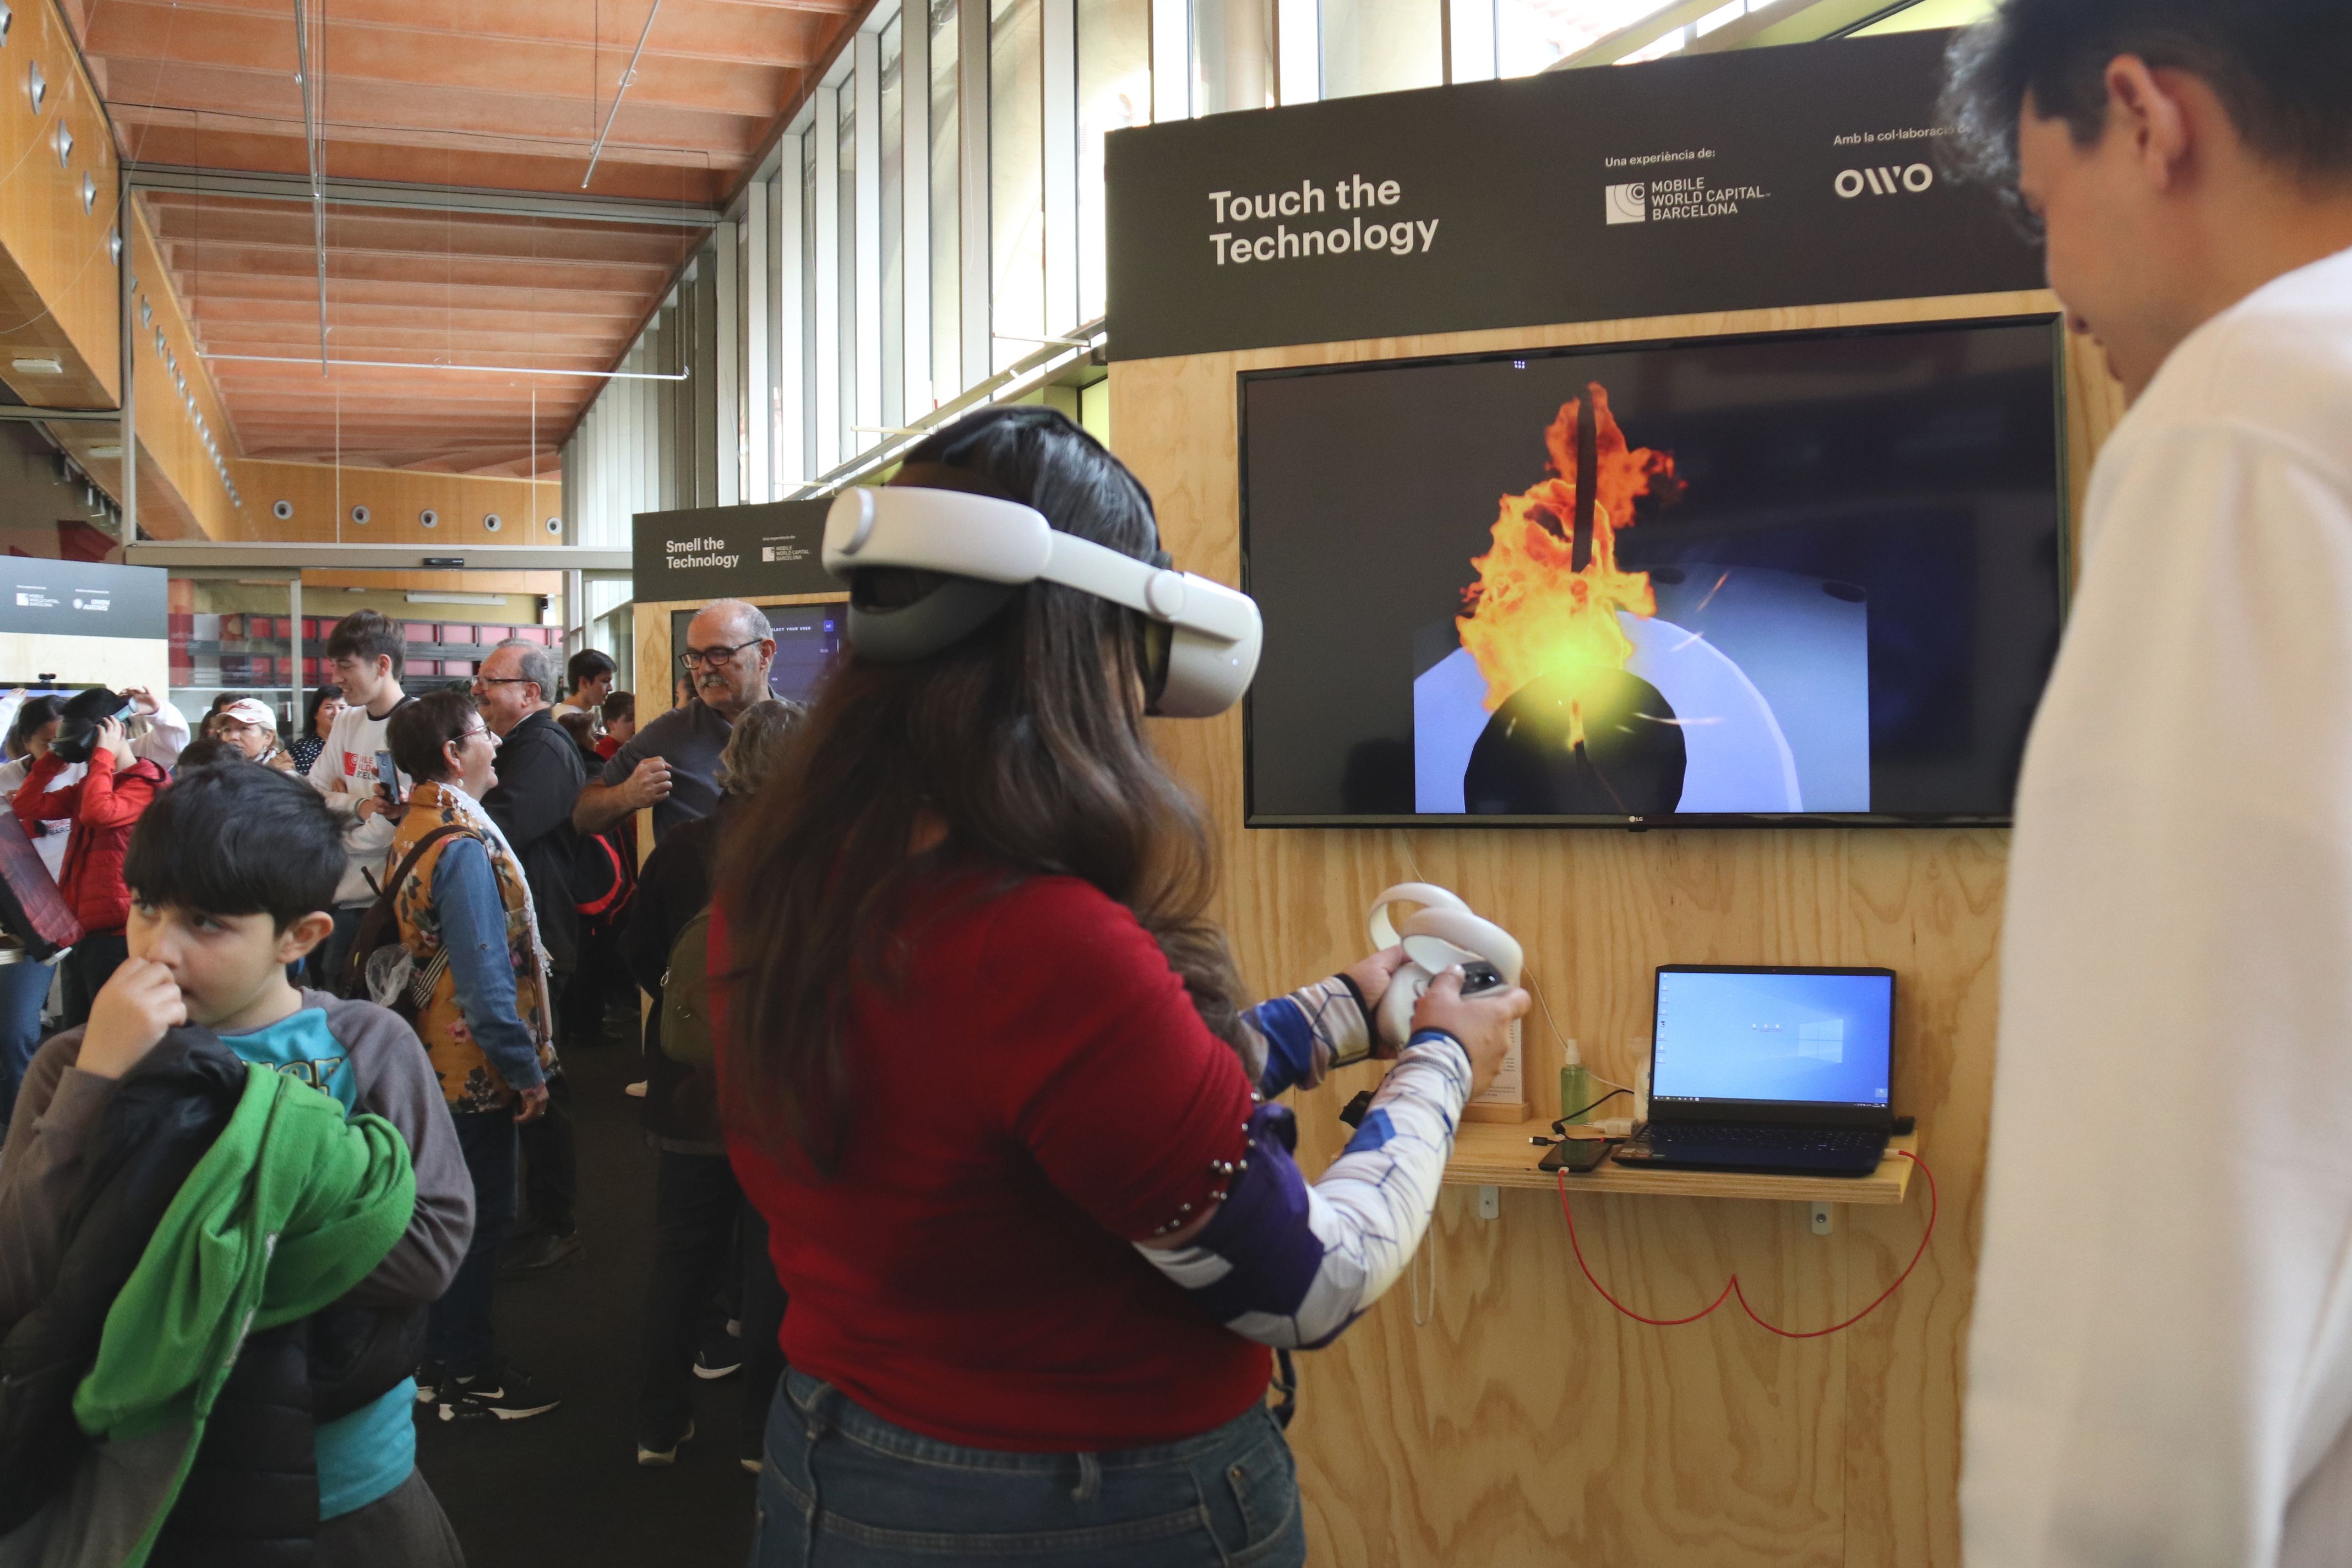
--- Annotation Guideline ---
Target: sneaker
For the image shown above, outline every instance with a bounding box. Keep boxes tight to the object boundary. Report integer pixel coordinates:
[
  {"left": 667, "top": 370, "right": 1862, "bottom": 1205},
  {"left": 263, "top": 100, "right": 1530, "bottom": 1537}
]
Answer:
[
  {"left": 413, "top": 1358, "right": 450, "bottom": 1405},
  {"left": 500, "top": 1229, "right": 584, "bottom": 1275},
  {"left": 637, "top": 1419, "right": 695, "bottom": 1466},
  {"left": 624, "top": 1080, "right": 649, "bottom": 1098},
  {"left": 694, "top": 1321, "right": 743, "bottom": 1381},
  {"left": 438, "top": 1360, "right": 562, "bottom": 1422}
]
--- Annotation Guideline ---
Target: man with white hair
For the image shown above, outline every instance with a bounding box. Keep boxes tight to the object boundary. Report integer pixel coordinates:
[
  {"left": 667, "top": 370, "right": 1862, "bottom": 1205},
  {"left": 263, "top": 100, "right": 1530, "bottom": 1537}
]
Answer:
[
  {"left": 475, "top": 636, "right": 588, "bottom": 1271},
  {"left": 572, "top": 598, "right": 775, "bottom": 845}
]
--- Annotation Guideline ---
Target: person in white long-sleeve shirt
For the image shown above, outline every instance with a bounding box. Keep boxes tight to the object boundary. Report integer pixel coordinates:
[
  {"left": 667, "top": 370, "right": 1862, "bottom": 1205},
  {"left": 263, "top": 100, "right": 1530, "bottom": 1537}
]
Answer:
[
  {"left": 1942, "top": 5, "right": 2352, "bottom": 1565},
  {"left": 307, "top": 611, "right": 414, "bottom": 987}
]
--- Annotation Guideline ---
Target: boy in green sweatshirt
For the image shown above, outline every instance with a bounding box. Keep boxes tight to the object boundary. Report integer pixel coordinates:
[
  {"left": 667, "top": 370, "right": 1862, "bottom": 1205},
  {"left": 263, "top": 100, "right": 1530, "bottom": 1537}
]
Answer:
[{"left": 0, "top": 762, "right": 476, "bottom": 1564}]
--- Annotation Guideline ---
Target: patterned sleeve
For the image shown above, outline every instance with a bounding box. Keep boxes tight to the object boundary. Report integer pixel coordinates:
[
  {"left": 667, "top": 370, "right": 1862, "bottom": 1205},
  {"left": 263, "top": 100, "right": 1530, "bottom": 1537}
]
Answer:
[
  {"left": 1137, "top": 1028, "right": 1473, "bottom": 1348},
  {"left": 1236, "top": 975, "right": 1374, "bottom": 1099}
]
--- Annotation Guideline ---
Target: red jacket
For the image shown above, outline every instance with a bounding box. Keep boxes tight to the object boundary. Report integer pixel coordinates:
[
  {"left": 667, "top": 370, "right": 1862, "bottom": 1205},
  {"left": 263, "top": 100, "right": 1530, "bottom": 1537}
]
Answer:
[{"left": 12, "top": 750, "right": 169, "bottom": 935}]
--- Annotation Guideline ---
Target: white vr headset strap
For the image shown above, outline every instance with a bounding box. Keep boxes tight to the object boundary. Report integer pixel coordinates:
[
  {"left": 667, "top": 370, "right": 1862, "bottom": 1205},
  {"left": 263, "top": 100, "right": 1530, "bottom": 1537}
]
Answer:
[{"left": 825, "top": 485, "right": 1257, "bottom": 649}]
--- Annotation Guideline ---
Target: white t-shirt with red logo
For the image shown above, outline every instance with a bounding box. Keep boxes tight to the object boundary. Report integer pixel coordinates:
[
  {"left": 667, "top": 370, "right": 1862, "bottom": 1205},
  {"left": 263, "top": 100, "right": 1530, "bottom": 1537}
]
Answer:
[{"left": 307, "top": 700, "right": 410, "bottom": 908}]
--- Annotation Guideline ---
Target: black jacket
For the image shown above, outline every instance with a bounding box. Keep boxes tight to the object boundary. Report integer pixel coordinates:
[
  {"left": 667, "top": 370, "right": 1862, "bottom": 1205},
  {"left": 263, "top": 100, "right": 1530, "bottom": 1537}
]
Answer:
[
  {"left": 0, "top": 1030, "right": 424, "bottom": 1556},
  {"left": 0, "top": 1031, "right": 248, "bottom": 1535},
  {"left": 483, "top": 706, "right": 586, "bottom": 970},
  {"left": 621, "top": 804, "right": 723, "bottom": 1150}
]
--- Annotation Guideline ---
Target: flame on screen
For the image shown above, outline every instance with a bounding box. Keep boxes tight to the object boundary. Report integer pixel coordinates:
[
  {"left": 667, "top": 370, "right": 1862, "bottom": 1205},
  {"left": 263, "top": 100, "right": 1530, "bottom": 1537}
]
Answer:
[{"left": 1455, "top": 383, "right": 1680, "bottom": 744}]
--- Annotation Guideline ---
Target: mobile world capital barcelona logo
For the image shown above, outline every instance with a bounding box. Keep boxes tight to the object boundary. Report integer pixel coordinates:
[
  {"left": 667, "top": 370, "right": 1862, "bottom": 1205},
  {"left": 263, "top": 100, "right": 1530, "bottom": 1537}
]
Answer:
[{"left": 1604, "top": 182, "right": 1647, "bottom": 224}]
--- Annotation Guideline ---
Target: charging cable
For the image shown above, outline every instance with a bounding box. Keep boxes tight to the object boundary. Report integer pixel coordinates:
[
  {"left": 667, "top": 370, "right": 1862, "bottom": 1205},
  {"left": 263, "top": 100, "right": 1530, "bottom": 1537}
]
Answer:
[{"left": 1556, "top": 1151, "right": 1936, "bottom": 1339}]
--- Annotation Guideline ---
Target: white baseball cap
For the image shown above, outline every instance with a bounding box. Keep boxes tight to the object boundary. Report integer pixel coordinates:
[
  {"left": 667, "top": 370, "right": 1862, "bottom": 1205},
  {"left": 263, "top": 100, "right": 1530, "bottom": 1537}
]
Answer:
[{"left": 220, "top": 698, "right": 277, "bottom": 731}]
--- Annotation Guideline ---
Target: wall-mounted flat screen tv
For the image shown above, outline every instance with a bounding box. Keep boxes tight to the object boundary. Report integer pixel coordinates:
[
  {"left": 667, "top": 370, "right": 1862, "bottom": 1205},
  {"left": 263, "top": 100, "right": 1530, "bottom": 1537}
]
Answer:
[{"left": 1238, "top": 317, "right": 2068, "bottom": 827}]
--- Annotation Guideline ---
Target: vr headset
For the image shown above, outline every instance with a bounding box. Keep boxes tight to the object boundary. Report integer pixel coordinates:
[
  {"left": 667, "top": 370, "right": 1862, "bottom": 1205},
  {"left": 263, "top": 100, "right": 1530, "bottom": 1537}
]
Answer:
[{"left": 823, "top": 476, "right": 1262, "bottom": 718}]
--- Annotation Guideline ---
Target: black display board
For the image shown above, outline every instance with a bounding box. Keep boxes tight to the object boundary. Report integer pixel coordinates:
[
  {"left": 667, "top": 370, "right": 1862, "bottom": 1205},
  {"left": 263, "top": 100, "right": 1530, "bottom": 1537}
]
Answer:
[
  {"left": 0, "top": 558, "right": 167, "bottom": 640},
  {"left": 633, "top": 499, "right": 836, "bottom": 604},
  {"left": 1105, "top": 29, "right": 2041, "bottom": 361}
]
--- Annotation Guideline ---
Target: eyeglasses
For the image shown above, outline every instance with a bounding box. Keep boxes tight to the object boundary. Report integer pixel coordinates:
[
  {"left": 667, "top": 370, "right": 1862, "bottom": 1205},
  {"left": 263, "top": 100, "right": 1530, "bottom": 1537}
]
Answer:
[
  {"left": 472, "top": 674, "right": 538, "bottom": 689},
  {"left": 679, "top": 638, "right": 761, "bottom": 672}
]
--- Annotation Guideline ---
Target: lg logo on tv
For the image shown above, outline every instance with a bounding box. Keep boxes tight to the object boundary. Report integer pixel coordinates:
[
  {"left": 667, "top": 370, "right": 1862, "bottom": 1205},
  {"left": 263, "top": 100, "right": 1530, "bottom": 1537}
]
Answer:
[{"left": 1836, "top": 164, "right": 1935, "bottom": 198}]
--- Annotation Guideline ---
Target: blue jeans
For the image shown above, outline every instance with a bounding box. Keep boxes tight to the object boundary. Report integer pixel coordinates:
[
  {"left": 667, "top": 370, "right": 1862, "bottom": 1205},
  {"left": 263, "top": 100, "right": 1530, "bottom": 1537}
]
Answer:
[
  {"left": 427, "top": 1109, "right": 517, "bottom": 1374},
  {"left": 0, "top": 956, "right": 53, "bottom": 1132},
  {"left": 750, "top": 1370, "right": 1304, "bottom": 1567}
]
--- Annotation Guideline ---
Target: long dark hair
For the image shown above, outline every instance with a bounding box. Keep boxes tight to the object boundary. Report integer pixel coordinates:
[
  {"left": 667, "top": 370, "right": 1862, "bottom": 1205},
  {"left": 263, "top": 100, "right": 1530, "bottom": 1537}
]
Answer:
[{"left": 718, "top": 405, "right": 1243, "bottom": 1172}]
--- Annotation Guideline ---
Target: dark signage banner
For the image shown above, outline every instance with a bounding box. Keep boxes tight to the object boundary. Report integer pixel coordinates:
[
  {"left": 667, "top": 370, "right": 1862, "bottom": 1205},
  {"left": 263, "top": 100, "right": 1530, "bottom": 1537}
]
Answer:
[
  {"left": 633, "top": 499, "right": 839, "bottom": 606},
  {"left": 1104, "top": 29, "right": 2042, "bottom": 362},
  {"left": 0, "top": 558, "right": 167, "bottom": 641}
]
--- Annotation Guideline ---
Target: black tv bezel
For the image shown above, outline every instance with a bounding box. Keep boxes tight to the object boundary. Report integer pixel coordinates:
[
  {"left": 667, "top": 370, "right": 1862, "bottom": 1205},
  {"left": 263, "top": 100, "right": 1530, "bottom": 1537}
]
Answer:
[
  {"left": 1645, "top": 963, "right": 1898, "bottom": 1131},
  {"left": 1234, "top": 312, "right": 2074, "bottom": 831}
]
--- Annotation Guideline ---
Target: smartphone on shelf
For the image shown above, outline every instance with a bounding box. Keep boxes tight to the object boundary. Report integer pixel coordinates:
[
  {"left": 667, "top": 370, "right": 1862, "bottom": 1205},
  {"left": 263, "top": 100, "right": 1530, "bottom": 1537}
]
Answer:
[{"left": 1539, "top": 1133, "right": 1613, "bottom": 1174}]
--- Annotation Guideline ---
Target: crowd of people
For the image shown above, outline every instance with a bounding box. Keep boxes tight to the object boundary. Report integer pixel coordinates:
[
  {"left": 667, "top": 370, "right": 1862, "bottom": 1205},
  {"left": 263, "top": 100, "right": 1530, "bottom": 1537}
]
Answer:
[{"left": 0, "top": 606, "right": 811, "bottom": 1558}]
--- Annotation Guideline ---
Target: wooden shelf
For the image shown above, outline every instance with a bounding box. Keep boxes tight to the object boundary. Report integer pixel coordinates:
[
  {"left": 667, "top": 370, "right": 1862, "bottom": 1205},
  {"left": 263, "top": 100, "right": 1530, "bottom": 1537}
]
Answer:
[{"left": 1444, "top": 1121, "right": 1918, "bottom": 1206}]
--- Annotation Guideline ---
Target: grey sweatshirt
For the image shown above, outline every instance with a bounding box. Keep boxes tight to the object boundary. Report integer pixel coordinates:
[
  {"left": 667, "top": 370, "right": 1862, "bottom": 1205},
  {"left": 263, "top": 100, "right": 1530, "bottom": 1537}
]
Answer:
[{"left": 0, "top": 989, "right": 475, "bottom": 1332}]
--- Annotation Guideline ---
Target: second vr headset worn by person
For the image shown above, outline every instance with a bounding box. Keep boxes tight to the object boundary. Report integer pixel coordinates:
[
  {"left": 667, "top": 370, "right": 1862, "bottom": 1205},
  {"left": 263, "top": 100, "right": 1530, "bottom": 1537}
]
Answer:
[{"left": 822, "top": 465, "right": 1263, "bottom": 718}]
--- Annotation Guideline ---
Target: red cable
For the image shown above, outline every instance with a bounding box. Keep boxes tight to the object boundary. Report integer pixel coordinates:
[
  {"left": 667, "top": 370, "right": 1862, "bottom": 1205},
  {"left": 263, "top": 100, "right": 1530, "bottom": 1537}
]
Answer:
[{"left": 1556, "top": 1150, "right": 1936, "bottom": 1338}]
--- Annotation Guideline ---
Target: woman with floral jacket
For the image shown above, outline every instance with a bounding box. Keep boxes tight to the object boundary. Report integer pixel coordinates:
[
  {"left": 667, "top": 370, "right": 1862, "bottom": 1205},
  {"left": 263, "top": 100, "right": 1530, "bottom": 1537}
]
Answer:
[{"left": 382, "top": 689, "right": 561, "bottom": 1425}]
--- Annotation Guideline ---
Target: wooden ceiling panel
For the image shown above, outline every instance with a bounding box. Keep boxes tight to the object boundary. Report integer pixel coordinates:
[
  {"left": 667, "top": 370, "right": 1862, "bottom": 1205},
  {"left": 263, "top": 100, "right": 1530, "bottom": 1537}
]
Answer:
[
  {"left": 80, "top": 0, "right": 872, "bottom": 476},
  {"left": 100, "top": 60, "right": 774, "bottom": 162},
  {"left": 88, "top": 2, "right": 806, "bottom": 116}
]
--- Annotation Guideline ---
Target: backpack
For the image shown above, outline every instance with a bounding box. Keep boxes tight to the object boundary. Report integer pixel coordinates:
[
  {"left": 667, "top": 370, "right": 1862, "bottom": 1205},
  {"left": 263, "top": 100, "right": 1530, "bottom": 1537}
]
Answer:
[
  {"left": 336, "top": 824, "right": 470, "bottom": 1020},
  {"left": 657, "top": 906, "right": 717, "bottom": 1066},
  {"left": 573, "top": 826, "right": 635, "bottom": 927}
]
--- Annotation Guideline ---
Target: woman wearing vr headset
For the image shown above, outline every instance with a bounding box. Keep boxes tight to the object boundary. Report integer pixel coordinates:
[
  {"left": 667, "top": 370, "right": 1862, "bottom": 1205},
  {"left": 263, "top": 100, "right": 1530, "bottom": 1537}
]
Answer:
[
  {"left": 717, "top": 405, "right": 1527, "bottom": 1566},
  {"left": 12, "top": 688, "right": 172, "bottom": 1027}
]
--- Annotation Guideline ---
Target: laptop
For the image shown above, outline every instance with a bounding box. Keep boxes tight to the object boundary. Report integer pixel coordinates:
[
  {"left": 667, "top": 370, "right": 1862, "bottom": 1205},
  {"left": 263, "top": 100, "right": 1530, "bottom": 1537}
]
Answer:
[{"left": 1612, "top": 965, "right": 1896, "bottom": 1178}]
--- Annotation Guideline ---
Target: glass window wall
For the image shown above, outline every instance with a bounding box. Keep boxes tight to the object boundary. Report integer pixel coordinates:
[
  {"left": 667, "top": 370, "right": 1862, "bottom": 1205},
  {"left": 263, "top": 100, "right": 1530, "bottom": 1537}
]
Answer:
[
  {"left": 1077, "top": 0, "right": 1149, "bottom": 323},
  {"left": 563, "top": 0, "right": 1708, "bottom": 529}
]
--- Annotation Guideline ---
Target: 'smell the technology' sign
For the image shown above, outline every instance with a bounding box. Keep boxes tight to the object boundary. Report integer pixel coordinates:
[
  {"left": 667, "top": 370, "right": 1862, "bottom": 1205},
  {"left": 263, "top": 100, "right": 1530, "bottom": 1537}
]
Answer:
[
  {"left": 1104, "top": 29, "right": 2043, "bottom": 361},
  {"left": 633, "top": 500, "right": 837, "bottom": 605}
]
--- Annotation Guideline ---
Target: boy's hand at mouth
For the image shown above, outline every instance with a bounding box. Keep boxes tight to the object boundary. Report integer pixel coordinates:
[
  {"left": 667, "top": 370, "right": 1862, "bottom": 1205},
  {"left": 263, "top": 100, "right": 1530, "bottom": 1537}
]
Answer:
[{"left": 80, "top": 957, "right": 189, "bottom": 1079}]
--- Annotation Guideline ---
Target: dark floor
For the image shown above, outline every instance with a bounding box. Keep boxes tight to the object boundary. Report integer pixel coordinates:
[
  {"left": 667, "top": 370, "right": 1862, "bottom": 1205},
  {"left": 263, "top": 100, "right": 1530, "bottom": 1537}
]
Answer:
[{"left": 416, "top": 1012, "right": 760, "bottom": 1568}]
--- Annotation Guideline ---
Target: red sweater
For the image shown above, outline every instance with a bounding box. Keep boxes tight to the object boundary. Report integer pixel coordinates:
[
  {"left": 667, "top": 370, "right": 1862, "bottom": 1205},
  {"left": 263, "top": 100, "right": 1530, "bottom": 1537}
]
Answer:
[
  {"left": 12, "top": 750, "right": 168, "bottom": 935},
  {"left": 722, "top": 873, "right": 1267, "bottom": 1451}
]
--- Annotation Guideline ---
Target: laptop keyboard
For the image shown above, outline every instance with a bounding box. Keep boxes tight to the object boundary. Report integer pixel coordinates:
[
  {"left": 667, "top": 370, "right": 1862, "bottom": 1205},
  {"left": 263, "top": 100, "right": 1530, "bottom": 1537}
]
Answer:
[{"left": 1645, "top": 1124, "right": 1885, "bottom": 1154}]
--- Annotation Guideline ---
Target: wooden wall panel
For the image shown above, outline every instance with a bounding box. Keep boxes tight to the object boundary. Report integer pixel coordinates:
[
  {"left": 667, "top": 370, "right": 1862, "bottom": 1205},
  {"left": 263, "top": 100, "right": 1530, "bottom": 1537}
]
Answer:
[
  {"left": 0, "top": 632, "right": 167, "bottom": 692},
  {"left": 1111, "top": 290, "right": 2121, "bottom": 1568},
  {"left": 228, "top": 459, "right": 562, "bottom": 546},
  {"left": 0, "top": 0, "right": 121, "bottom": 410}
]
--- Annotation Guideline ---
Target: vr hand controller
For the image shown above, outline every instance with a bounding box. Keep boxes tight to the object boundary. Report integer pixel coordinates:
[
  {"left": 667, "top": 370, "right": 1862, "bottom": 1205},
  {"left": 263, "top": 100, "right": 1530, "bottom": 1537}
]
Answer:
[{"left": 1366, "top": 883, "right": 1523, "bottom": 1053}]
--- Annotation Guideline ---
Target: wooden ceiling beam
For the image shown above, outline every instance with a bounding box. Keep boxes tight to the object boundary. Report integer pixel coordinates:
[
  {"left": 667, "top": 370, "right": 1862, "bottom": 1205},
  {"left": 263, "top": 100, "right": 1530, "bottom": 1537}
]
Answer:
[
  {"left": 141, "top": 198, "right": 705, "bottom": 264},
  {"left": 160, "top": 243, "right": 676, "bottom": 293},
  {"left": 113, "top": 118, "right": 735, "bottom": 201},
  {"left": 172, "top": 286, "right": 650, "bottom": 322},
  {"left": 188, "top": 318, "right": 629, "bottom": 350}
]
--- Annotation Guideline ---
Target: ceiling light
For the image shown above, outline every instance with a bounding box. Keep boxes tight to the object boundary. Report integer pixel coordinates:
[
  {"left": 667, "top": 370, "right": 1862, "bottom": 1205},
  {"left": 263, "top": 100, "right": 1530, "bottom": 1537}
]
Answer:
[
  {"left": 26, "top": 62, "right": 40, "bottom": 113},
  {"left": 81, "top": 173, "right": 95, "bottom": 213},
  {"left": 404, "top": 592, "right": 504, "bottom": 607},
  {"left": 1, "top": 3, "right": 14, "bottom": 44},
  {"left": 88, "top": 442, "right": 121, "bottom": 458},
  {"left": 139, "top": 298, "right": 151, "bottom": 329},
  {"left": 10, "top": 356, "right": 61, "bottom": 374},
  {"left": 107, "top": 227, "right": 119, "bottom": 265},
  {"left": 53, "top": 123, "right": 69, "bottom": 166}
]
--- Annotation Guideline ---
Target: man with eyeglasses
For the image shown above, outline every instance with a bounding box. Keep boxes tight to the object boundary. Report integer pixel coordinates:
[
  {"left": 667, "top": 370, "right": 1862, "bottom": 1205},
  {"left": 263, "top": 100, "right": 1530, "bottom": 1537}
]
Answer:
[{"left": 573, "top": 599, "right": 776, "bottom": 846}]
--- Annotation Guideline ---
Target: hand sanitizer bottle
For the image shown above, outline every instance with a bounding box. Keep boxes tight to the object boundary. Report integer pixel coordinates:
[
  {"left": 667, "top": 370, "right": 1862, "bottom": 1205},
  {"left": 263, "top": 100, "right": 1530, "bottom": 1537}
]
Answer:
[{"left": 1559, "top": 1038, "right": 1592, "bottom": 1125}]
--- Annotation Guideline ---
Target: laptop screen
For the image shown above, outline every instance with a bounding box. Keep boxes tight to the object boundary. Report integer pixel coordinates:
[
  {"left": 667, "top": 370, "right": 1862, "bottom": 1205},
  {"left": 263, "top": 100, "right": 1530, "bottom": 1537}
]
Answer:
[{"left": 1651, "top": 968, "right": 1893, "bottom": 1110}]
